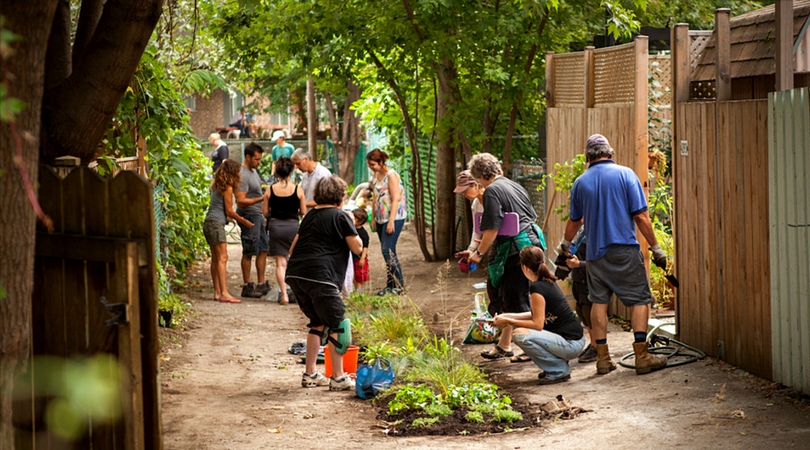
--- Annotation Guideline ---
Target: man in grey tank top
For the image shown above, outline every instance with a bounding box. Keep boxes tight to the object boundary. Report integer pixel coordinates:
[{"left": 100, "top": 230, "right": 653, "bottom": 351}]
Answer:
[{"left": 236, "top": 143, "right": 270, "bottom": 298}]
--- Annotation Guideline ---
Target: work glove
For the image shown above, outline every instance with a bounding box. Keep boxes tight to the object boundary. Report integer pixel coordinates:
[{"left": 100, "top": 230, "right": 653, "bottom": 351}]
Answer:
[
  {"left": 556, "top": 239, "right": 572, "bottom": 258},
  {"left": 650, "top": 244, "right": 668, "bottom": 269}
]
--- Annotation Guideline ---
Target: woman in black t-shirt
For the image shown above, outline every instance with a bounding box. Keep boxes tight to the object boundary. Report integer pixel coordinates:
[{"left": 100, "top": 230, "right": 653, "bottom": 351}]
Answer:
[{"left": 493, "top": 246, "right": 586, "bottom": 385}]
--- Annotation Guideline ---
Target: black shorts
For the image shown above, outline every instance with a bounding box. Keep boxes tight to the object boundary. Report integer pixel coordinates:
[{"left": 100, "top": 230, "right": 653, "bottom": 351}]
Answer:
[{"left": 286, "top": 277, "right": 345, "bottom": 330}]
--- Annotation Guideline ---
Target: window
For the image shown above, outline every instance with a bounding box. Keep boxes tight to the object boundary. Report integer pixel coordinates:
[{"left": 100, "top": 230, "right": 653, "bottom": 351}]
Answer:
[{"left": 183, "top": 96, "right": 196, "bottom": 112}]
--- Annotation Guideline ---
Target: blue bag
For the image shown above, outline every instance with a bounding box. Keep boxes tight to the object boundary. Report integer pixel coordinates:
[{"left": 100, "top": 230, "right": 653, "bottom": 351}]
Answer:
[{"left": 355, "top": 358, "right": 395, "bottom": 399}]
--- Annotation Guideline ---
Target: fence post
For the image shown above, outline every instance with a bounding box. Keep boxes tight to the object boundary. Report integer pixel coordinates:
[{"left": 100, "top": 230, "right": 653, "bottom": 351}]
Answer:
[
  {"left": 545, "top": 51, "right": 555, "bottom": 108},
  {"left": 775, "top": 0, "right": 794, "bottom": 92},
  {"left": 634, "top": 36, "right": 649, "bottom": 191},
  {"left": 584, "top": 46, "right": 595, "bottom": 134},
  {"left": 715, "top": 8, "right": 732, "bottom": 101}
]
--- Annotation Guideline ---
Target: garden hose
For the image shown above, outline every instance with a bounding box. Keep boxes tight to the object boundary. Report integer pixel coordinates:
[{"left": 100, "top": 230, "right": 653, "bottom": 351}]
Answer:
[{"left": 618, "top": 329, "right": 707, "bottom": 370}]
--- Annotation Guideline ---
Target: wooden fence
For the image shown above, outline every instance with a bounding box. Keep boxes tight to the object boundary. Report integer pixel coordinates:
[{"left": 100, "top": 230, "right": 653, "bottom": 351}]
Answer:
[
  {"left": 672, "top": 21, "right": 774, "bottom": 379},
  {"left": 17, "top": 166, "right": 161, "bottom": 449},
  {"left": 674, "top": 99, "right": 771, "bottom": 376},
  {"left": 768, "top": 86, "right": 810, "bottom": 393},
  {"left": 545, "top": 38, "right": 650, "bottom": 318}
]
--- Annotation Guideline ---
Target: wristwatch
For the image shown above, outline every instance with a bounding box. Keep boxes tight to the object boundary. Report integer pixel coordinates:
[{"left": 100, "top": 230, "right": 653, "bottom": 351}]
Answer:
[{"left": 474, "top": 249, "right": 484, "bottom": 257}]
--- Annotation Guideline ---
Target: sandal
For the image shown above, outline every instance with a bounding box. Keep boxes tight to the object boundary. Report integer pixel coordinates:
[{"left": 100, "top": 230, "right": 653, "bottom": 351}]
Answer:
[
  {"left": 510, "top": 354, "right": 532, "bottom": 363},
  {"left": 480, "top": 345, "right": 514, "bottom": 360}
]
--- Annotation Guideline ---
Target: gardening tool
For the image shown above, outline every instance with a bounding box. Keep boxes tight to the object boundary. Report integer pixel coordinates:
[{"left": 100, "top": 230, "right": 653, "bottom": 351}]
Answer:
[
  {"left": 651, "top": 257, "right": 680, "bottom": 288},
  {"left": 553, "top": 227, "right": 586, "bottom": 280}
]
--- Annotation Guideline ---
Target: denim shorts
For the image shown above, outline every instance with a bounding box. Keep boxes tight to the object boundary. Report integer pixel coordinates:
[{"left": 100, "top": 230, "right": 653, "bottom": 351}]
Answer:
[{"left": 238, "top": 213, "right": 268, "bottom": 256}]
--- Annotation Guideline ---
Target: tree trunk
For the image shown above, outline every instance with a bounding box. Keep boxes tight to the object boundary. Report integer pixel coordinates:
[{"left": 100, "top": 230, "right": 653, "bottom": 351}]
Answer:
[
  {"left": 306, "top": 77, "right": 317, "bottom": 160},
  {"left": 433, "top": 59, "right": 459, "bottom": 260},
  {"left": 338, "top": 80, "right": 361, "bottom": 184},
  {"left": 39, "top": 0, "right": 164, "bottom": 164},
  {"left": 1, "top": 1, "right": 59, "bottom": 446}
]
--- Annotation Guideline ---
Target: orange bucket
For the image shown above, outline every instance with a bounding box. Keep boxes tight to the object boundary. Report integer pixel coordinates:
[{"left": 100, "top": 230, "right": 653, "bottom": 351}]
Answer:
[{"left": 323, "top": 345, "right": 359, "bottom": 378}]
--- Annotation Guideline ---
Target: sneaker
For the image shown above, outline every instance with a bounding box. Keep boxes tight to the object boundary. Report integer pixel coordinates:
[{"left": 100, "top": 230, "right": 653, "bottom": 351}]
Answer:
[
  {"left": 376, "top": 287, "right": 391, "bottom": 296},
  {"left": 329, "top": 375, "right": 356, "bottom": 391},
  {"left": 538, "top": 373, "right": 571, "bottom": 385},
  {"left": 578, "top": 344, "right": 598, "bottom": 363},
  {"left": 301, "top": 372, "right": 329, "bottom": 388},
  {"left": 390, "top": 287, "right": 404, "bottom": 295},
  {"left": 241, "top": 281, "right": 262, "bottom": 298},
  {"left": 257, "top": 281, "right": 270, "bottom": 295}
]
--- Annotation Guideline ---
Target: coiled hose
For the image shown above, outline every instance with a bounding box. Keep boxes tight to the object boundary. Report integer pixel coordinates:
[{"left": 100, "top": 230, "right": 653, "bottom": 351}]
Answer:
[{"left": 618, "top": 323, "right": 707, "bottom": 369}]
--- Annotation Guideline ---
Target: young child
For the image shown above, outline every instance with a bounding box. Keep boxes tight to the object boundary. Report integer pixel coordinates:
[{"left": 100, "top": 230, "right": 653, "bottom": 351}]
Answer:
[
  {"left": 286, "top": 176, "right": 363, "bottom": 391},
  {"left": 565, "top": 232, "right": 598, "bottom": 363},
  {"left": 351, "top": 209, "right": 371, "bottom": 291}
]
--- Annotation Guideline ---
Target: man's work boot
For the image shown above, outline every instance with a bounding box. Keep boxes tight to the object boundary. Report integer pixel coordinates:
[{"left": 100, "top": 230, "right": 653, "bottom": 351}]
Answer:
[
  {"left": 596, "top": 344, "right": 617, "bottom": 375},
  {"left": 633, "top": 342, "right": 667, "bottom": 374}
]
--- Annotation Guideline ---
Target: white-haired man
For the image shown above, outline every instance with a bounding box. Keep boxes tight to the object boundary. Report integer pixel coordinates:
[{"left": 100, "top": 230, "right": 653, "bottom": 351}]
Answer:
[{"left": 292, "top": 148, "right": 331, "bottom": 208}]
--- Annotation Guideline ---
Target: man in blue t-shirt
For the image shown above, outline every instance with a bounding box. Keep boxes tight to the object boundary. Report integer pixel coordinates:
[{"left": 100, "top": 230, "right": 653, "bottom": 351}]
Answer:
[{"left": 560, "top": 134, "right": 670, "bottom": 376}]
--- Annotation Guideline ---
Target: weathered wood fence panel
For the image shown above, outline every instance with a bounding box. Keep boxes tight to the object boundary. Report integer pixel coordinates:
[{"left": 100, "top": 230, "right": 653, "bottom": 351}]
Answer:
[
  {"left": 674, "top": 99, "right": 771, "bottom": 377},
  {"left": 19, "top": 166, "right": 161, "bottom": 450},
  {"left": 769, "top": 86, "right": 810, "bottom": 394}
]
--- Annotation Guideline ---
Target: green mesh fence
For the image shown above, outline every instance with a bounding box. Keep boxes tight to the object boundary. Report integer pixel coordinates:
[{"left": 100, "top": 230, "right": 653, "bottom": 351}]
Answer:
[
  {"left": 390, "top": 134, "right": 436, "bottom": 225},
  {"left": 153, "top": 182, "right": 168, "bottom": 297}
]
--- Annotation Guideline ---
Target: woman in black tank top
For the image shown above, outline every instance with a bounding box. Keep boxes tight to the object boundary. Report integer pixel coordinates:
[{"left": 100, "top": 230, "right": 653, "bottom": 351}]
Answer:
[{"left": 263, "top": 157, "right": 307, "bottom": 304}]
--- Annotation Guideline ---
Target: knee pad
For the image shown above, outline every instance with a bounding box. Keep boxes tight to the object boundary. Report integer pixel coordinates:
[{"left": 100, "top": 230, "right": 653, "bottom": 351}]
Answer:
[
  {"left": 308, "top": 328, "right": 327, "bottom": 346},
  {"left": 325, "top": 318, "right": 352, "bottom": 355}
]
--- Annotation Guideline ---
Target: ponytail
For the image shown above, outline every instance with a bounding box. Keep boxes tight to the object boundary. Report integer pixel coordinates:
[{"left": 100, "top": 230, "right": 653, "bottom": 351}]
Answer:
[{"left": 519, "top": 246, "right": 556, "bottom": 282}]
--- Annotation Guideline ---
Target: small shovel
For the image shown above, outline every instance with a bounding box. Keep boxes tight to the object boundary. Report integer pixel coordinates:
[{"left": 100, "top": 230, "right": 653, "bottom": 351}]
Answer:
[{"left": 652, "top": 259, "right": 680, "bottom": 288}]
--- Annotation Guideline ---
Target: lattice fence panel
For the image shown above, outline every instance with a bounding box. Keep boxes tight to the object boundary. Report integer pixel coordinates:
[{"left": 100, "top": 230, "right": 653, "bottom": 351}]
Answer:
[
  {"left": 553, "top": 53, "right": 585, "bottom": 105},
  {"left": 594, "top": 44, "right": 636, "bottom": 105},
  {"left": 691, "top": 80, "right": 717, "bottom": 99},
  {"left": 650, "top": 55, "right": 672, "bottom": 145},
  {"left": 690, "top": 32, "right": 712, "bottom": 71}
]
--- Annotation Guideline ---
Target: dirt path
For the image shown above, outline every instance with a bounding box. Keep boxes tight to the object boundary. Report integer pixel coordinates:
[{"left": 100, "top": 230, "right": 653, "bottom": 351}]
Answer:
[{"left": 160, "top": 226, "right": 810, "bottom": 449}]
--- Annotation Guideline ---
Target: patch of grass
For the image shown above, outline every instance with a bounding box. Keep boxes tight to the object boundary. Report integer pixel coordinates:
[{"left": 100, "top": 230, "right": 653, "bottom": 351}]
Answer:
[
  {"left": 367, "top": 309, "right": 428, "bottom": 347},
  {"left": 469, "top": 403, "right": 495, "bottom": 414},
  {"left": 465, "top": 411, "right": 484, "bottom": 423},
  {"left": 491, "top": 409, "right": 523, "bottom": 423},
  {"left": 406, "top": 338, "right": 486, "bottom": 395},
  {"left": 345, "top": 291, "right": 398, "bottom": 314},
  {"left": 423, "top": 403, "right": 452, "bottom": 417},
  {"left": 411, "top": 417, "right": 440, "bottom": 427}
]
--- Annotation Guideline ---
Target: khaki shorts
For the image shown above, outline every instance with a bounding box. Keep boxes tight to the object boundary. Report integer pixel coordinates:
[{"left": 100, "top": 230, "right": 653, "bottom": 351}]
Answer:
[{"left": 203, "top": 219, "right": 227, "bottom": 247}]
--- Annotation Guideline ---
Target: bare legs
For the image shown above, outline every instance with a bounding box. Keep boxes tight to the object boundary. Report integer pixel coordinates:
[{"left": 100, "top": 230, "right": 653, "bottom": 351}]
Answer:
[
  {"left": 590, "top": 302, "right": 650, "bottom": 340},
  {"left": 241, "top": 252, "right": 268, "bottom": 284},
  {"left": 275, "top": 255, "right": 288, "bottom": 304},
  {"left": 211, "top": 243, "right": 231, "bottom": 300},
  {"left": 305, "top": 326, "right": 344, "bottom": 379}
]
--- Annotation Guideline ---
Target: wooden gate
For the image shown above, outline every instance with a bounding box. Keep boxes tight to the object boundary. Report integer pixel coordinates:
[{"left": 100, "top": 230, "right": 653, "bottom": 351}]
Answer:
[
  {"left": 674, "top": 99, "right": 771, "bottom": 377},
  {"left": 15, "top": 166, "right": 161, "bottom": 449}
]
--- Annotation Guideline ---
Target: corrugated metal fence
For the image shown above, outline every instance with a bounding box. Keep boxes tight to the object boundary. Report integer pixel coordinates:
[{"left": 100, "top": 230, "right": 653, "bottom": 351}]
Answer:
[{"left": 768, "top": 86, "right": 810, "bottom": 394}]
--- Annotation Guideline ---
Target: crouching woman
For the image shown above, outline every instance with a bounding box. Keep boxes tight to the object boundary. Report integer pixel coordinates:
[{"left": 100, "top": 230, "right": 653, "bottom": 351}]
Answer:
[{"left": 493, "top": 246, "right": 586, "bottom": 385}]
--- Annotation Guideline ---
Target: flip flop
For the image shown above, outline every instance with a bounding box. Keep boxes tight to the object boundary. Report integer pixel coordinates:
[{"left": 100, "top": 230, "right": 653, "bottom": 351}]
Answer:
[
  {"left": 510, "top": 354, "right": 532, "bottom": 363},
  {"left": 480, "top": 345, "right": 514, "bottom": 360}
]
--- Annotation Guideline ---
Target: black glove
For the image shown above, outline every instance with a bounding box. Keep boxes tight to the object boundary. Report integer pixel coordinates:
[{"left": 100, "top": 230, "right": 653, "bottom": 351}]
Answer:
[{"left": 650, "top": 244, "right": 668, "bottom": 269}]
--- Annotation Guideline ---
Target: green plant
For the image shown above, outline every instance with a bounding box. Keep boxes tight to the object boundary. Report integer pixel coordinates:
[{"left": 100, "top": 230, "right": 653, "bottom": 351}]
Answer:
[
  {"left": 444, "top": 383, "right": 511, "bottom": 410},
  {"left": 540, "top": 154, "right": 587, "bottom": 221},
  {"left": 465, "top": 411, "right": 484, "bottom": 423},
  {"left": 367, "top": 309, "right": 428, "bottom": 347},
  {"left": 491, "top": 409, "right": 523, "bottom": 423},
  {"left": 411, "top": 417, "right": 439, "bottom": 427},
  {"left": 406, "top": 338, "right": 487, "bottom": 396},
  {"left": 388, "top": 383, "right": 437, "bottom": 415},
  {"left": 423, "top": 403, "right": 452, "bottom": 417},
  {"left": 361, "top": 340, "right": 398, "bottom": 364},
  {"left": 157, "top": 293, "right": 190, "bottom": 326}
]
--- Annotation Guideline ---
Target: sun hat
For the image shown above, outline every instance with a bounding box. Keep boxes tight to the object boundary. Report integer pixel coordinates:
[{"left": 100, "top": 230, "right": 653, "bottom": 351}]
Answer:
[
  {"left": 454, "top": 170, "right": 477, "bottom": 193},
  {"left": 271, "top": 130, "right": 286, "bottom": 143}
]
